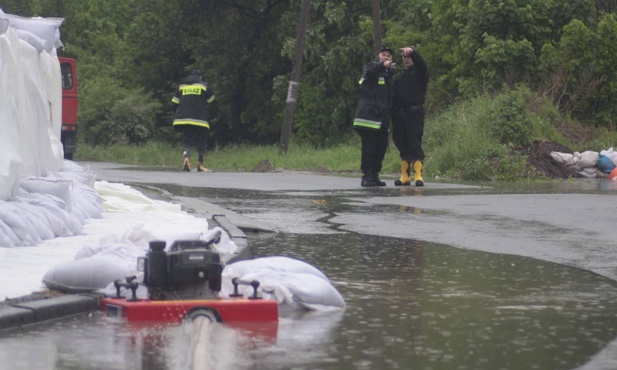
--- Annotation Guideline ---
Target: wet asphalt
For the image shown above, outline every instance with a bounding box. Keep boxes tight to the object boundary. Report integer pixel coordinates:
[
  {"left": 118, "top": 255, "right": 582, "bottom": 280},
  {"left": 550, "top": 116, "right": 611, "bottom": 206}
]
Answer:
[{"left": 82, "top": 161, "right": 617, "bottom": 282}]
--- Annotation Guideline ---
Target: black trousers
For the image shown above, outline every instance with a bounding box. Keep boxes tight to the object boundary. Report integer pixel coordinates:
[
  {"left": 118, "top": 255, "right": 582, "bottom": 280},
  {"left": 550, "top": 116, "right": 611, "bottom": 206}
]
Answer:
[
  {"left": 180, "top": 125, "right": 209, "bottom": 162},
  {"left": 357, "top": 128, "right": 389, "bottom": 174},
  {"left": 392, "top": 106, "right": 425, "bottom": 162}
]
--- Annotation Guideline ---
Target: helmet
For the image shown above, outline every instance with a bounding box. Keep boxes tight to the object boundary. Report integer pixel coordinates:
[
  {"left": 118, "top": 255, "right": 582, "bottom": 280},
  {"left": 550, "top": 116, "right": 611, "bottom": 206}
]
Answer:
[{"left": 379, "top": 47, "right": 394, "bottom": 55}]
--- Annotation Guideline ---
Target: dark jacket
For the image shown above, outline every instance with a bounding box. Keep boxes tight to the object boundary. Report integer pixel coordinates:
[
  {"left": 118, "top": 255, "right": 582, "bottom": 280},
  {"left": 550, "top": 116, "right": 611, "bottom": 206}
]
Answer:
[
  {"left": 392, "top": 51, "right": 428, "bottom": 109},
  {"left": 171, "top": 75, "right": 215, "bottom": 129},
  {"left": 353, "top": 60, "right": 394, "bottom": 131}
]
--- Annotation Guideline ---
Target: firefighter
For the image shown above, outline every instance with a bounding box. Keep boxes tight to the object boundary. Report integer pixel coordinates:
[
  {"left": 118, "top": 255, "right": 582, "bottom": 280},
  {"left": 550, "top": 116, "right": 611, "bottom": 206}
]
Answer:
[
  {"left": 353, "top": 47, "right": 395, "bottom": 187},
  {"left": 171, "top": 70, "right": 215, "bottom": 172},
  {"left": 392, "top": 46, "right": 429, "bottom": 186}
]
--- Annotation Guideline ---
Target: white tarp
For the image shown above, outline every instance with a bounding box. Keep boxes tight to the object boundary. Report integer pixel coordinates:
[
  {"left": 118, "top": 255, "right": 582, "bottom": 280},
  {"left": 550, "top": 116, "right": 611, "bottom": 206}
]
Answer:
[{"left": 0, "top": 9, "right": 64, "bottom": 201}]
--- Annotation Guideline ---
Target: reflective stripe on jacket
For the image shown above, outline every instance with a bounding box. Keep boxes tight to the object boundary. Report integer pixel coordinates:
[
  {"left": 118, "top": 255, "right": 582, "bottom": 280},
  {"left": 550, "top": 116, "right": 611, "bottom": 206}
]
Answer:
[
  {"left": 172, "top": 77, "right": 215, "bottom": 129},
  {"left": 353, "top": 60, "right": 393, "bottom": 131}
]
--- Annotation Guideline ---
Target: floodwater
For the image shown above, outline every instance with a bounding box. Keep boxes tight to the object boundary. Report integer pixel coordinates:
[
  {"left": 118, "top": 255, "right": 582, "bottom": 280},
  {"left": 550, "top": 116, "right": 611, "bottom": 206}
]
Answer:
[
  {"left": 1, "top": 233, "right": 617, "bottom": 370},
  {"left": 2, "top": 175, "right": 617, "bottom": 369}
]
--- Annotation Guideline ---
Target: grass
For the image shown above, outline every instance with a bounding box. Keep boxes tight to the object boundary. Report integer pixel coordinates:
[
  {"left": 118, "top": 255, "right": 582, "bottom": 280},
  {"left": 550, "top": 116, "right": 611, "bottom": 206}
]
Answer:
[
  {"left": 75, "top": 88, "right": 617, "bottom": 180},
  {"left": 75, "top": 138, "right": 403, "bottom": 175}
]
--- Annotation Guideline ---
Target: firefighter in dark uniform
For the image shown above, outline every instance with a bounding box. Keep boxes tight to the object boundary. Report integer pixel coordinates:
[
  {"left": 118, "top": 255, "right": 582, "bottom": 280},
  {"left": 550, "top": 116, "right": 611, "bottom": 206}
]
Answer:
[
  {"left": 353, "top": 47, "right": 395, "bottom": 187},
  {"left": 392, "top": 46, "right": 429, "bottom": 186},
  {"left": 171, "top": 70, "right": 215, "bottom": 172}
]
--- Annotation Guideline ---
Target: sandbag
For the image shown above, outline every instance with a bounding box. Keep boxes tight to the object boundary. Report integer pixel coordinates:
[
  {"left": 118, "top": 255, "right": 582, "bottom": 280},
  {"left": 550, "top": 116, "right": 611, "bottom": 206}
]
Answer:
[
  {"left": 16, "top": 195, "right": 69, "bottom": 237},
  {"left": 0, "top": 203, "right": 36, "bottom": 246},
  {"left": 221, "top": 257, "right": 345, "bottom": 311},
  {"left": 224, "top": 256, "right": 328, "bottom": 281},
  {"left": 550, "top": 151, "right": 577, "bottom": 166},
  {"left": 579, "top": 151, "right": 599, "bottom": 168},
  {"left": 14, "top": 28, "right": 49, "bottom": 52},
  {"left": 43, "top": 251, "right": 138, "bottom": 293},
  {"left": 1, "top": 13, "right": 64, "bottom": 49},
  {"left": 578, "top": 167, "right": 597, "bottom": 178},
  {"left": 0, "top": 217, "right": 18, "bottom": 247},
  {"left": 20, "top": 177, "right": 72, "bottom": 211}
]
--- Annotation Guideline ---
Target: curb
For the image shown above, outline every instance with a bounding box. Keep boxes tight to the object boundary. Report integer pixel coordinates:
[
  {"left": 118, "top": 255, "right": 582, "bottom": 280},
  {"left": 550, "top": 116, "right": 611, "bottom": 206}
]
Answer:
[{"left": 0, "top": 214, "right": 249, "bottom": 333}]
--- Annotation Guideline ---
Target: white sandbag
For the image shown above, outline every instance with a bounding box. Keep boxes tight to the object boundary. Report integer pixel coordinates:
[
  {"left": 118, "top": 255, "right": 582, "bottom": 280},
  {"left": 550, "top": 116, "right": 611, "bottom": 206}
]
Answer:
[
  {"left": 220, "top": 270, "right": 346, "bottom": 311},
  {"left": 60, "top": 159, "right": 90, "bottom": 173},
  {"left": 206, "top": 227, "right": 239, "bottom": 264},
  {"left": 70, "top": 182, "right": 103, "bottom": 218},
  {"left": 2, "top": 13, "right": 63, "bottom": 50},
  {"left": 578, "top": 167, "right": 598, "bottom": 178},
  {"left": 550, "top": 151, "right": 577, "bottom": 165},
  {"left": 44, "top": 240, "right": 147, "bottom": 293},
  {"left": 59, "top": 170, "right": 97, "bottom": 188},
  {"left": 224, "top": 256, "right": 328, "bottom": 281},
  {"left": 43, "top": 252, "right": 136, "bottom": 293},
  {"left": 35, "top": 194, "right": 82, "bottom": 236},
  {"left": 0, "top": 217, "right": 18, "bottom": 247},
  {"left": 579, "top": 151, "right": 599, "bottom": 168},
  {"left": 0, "top": 204, "right": 36, "bottom": 246},
  {"left": 16, "top": 201, "right": 55, "bottom": 241},
  {"left": 221, "top": 257, "right": 345, "bottom": 311},
  {"left": 20, "top": 177, "right": 72, "bottom": 210},
  {"left": 0, "top": 228, "right": 15, "bottom": 248},
  {"left": 14, "top": 28, "right": 49, "bottom": 52},
  {"left": 16, "top": 195, "right": 68, "bottom": 237},
  {"left": 13, "top": 191, "right": 78, "bottom": 237},
  {"left": 59, "top": 160, "right": 97, "bottom": 187},
  {"left": 93, "top": 224, "right": 156, "bottom": 252}
]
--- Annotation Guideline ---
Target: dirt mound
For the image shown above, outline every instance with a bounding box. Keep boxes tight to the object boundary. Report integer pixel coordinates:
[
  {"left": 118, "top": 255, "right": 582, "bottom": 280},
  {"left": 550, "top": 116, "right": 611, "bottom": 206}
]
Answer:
[{"left": 519, "top": 140, "right": 579, "bottom": 179}]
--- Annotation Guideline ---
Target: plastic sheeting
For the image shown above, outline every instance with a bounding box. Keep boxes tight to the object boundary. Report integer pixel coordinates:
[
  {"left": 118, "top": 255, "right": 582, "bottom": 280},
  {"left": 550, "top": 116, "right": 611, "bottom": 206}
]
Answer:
[{"left": 0, "top": 10, "right": 64, "bottom": 201}]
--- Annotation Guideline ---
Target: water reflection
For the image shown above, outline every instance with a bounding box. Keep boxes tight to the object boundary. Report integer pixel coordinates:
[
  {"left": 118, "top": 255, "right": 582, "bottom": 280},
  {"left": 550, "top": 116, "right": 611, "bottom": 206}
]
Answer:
[
  {"left": 250, "top": 232, "right": 617, "bottom": 370},
  {"left": 1, "top": 233, "right": 617, "bottom": 369}
]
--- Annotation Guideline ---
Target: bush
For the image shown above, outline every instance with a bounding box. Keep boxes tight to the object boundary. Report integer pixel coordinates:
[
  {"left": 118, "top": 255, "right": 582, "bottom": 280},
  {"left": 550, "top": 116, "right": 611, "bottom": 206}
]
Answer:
[
  {"left": 486, "top": 88, "right": 534, "bottom": 147},
  {"left": 79, "top": 76, "right": 161, "bottom": 146}
]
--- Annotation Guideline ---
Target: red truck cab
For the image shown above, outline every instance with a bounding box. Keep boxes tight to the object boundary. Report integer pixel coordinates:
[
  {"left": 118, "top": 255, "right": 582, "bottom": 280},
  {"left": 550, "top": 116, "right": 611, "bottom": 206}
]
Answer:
[{"left": 59, "top": 57, "right": 78, "bottom": 160}]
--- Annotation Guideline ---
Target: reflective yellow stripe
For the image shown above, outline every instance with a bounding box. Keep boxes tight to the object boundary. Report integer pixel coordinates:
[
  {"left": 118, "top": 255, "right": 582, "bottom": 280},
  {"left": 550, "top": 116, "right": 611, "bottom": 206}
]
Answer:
[
  {"left": 358, "top": 78, "right": 365, "bottom": 84},
  {"left": 378, "top": 77, "right": 385, "bottom": 85},
  {"left": 173, "top": 119, "right": 210, "bottom": 129},
  {"left": 353, "top": 119, "right": 382, "bottom": 130},
  {"left": 180, "top": 84, "right": 207, "bottom": 96}
]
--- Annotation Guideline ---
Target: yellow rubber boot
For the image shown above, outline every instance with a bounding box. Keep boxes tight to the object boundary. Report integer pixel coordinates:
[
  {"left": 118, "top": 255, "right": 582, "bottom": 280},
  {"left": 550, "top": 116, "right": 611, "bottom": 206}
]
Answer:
[
  {"left": 183, "top": 157, "right": 191, "bottom": 172},
  {"left": 394, "top": 161, "right": 411, "bottom": 186},
  {"left": 413, "top": 160, "right": 424, "bottom": 186},
  {"left": 197, "top": 162, "right": 206, "bottom": 172}
]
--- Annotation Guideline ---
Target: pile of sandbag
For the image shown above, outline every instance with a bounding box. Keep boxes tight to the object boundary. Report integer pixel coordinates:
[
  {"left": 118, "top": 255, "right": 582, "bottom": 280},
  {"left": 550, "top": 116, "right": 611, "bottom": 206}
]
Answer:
[
  {"left": 0, "top": 161, "right": 103, "bottom": 247},
  {"left": 550, "top": 148, "right": 617, "bottom": 178}
]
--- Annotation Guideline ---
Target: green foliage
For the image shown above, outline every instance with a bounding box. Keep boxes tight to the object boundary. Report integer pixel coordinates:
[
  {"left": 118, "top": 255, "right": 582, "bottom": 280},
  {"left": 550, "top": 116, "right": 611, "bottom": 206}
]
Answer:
[
  {"left": 425, "top": 87, "right": 565, "bottom": 181},
  {"left": 486, "top": 88, "right": 535, "bottom": 147},
  {"left": 537, "top": 14, "right": 617, "bottom": 127},
  {"left": 79, "top": 75, "right": 161, "bottom": 146}
]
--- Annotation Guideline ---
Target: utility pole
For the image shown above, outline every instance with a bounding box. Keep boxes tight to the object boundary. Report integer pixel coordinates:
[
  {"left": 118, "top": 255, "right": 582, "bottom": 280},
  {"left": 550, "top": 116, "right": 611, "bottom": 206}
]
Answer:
[
  {"left": 371, "top": 0, "right": 383, "bottom": 54},
  {"left": 278, "top": 0, "right": 311, "bottom": 155}
]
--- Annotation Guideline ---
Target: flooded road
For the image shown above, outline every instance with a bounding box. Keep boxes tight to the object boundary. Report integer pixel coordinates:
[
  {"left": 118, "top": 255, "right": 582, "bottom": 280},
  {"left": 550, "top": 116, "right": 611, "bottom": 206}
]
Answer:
[
  {"left": 3, "top": 163, "right": 617, "bottom": 369},
  {"left": 2, "top": 233, "right": 617, "bottom": 369}
]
